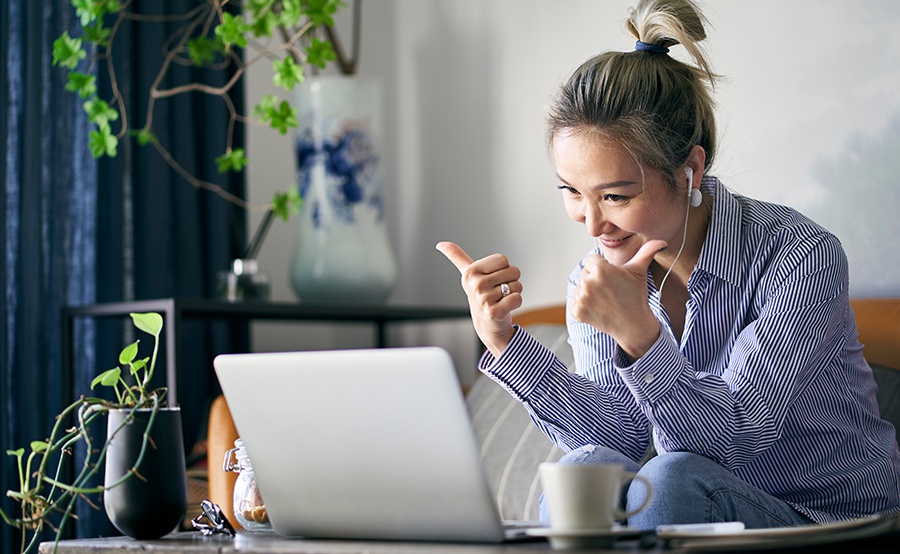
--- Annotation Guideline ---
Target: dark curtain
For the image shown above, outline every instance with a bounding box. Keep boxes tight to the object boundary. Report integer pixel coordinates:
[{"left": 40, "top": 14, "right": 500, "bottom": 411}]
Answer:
[
  {"left": 1, "top": 1, "right": 96, "bottom": 550},
  {"left": 89, "top": 0, "right": 249, "bottom": 464},
  {"left": 2, "top": 1, "right": 248, "bottom": 549}
]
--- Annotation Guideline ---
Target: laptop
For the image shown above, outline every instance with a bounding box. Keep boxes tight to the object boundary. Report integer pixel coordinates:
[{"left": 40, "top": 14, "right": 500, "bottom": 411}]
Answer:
[{"left": 213, "top": 346, "right": 535, "bottom": 543}]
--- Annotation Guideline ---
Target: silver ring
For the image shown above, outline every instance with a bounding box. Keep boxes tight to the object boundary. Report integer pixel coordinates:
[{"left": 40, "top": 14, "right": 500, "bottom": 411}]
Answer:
[{"left": 500, "top": 283, "right": 511, "bottom": 297}]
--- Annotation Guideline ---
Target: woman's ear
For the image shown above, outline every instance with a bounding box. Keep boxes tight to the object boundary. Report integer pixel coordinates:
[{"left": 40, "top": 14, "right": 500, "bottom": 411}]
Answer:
[{"left": 685, "top": 145, "right": 707, "bottom": 186}]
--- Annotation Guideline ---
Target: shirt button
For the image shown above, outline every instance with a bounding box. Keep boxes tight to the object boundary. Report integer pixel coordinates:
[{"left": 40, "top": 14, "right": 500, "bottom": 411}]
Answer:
[{"left": 644, "top": 373, "right": 656, "bottom": 384}]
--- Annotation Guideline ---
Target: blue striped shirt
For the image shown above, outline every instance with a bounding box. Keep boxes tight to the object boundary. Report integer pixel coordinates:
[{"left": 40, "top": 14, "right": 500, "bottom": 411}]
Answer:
[{"left": 480, "top": 177, "right": 900, "bottom": 523}]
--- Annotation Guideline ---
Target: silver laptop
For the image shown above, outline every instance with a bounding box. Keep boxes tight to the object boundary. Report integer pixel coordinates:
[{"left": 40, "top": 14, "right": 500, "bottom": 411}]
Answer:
[{"left": 213, "top": 346, "right": 532, "bottom": 543}]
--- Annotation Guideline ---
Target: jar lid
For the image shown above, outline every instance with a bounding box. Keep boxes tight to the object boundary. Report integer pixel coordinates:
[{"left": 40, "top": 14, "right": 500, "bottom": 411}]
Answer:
[
  {"left": 232, "top": 437, "right": 252, "bottom": 466},
  {"left": 232, "top": 259, "right": 259, "bottom": 275}
]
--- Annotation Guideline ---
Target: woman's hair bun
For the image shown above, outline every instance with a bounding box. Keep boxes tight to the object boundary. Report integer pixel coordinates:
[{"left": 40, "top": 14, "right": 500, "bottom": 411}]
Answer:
[
  {"left": 626, "top": 0, "right": 711, "bottom": 77},
  {"left": 627, "top": 0, "right": 707, "bottom": 45}
]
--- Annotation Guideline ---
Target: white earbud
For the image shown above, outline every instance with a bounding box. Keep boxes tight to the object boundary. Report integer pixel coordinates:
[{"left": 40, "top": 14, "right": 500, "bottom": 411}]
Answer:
[{"left": 686, "top": 167, "right": 702, "bottom": 207}]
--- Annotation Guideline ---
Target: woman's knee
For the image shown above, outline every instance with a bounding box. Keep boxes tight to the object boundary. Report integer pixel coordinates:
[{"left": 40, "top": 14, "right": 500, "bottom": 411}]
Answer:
[
  {"left": 558, "top": 444, "right": 640, "bottom": 472},
  {"left": 637, "top": 451, "right": 721, "bottom": 487},
  {"left": 625, "top": 452, "right": 729, "bottom": 526},
  {"left": 625, "top": 452, "right": 813, "bottom": 529}
]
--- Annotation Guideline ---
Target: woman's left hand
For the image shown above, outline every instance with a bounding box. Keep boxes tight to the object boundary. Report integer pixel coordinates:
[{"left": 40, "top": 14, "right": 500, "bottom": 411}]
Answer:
[
  {"left": 435, "top": 241, "right": 523, "bottom": 358},
  {"left": 570, "top": 239, "right": 666, "bottom": 360}
]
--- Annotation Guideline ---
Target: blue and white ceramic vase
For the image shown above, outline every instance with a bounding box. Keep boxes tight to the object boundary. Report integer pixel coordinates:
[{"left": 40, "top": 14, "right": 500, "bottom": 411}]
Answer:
[{"left": 290, "top": 76, "right": 398, "bottom": 304}]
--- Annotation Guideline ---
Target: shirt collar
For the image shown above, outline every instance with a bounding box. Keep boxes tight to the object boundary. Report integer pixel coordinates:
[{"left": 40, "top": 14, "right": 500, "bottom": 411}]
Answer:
[{"left": 694, "top": 176, "right": 743, "bottom": 289}]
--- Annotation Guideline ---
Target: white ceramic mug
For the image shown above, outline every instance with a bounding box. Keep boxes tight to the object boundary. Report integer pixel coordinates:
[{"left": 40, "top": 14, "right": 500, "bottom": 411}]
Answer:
[{"left": 539, "top": 462, "right": 653, "bottom": 530}]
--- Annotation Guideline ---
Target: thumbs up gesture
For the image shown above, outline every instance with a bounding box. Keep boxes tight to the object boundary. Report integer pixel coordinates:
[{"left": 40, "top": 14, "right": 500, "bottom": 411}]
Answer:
[
  {"left": 435, "top": 241, "right": 522, "bottom": 358},
  {"left": 571, "top": 239, "right": 666, "bottom": 360}
]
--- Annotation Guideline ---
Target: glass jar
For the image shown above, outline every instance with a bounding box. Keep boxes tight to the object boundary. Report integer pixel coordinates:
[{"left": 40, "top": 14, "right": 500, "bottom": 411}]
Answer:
[
  {"left": 223, "top": 438, "right": 273, "bottom": 532},
  {"left": 216, "top": 258, "right": 271, "bottom": 302}
]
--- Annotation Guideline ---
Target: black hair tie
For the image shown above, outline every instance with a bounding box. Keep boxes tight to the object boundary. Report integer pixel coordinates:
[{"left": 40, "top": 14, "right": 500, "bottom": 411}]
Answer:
[{"left": 635, "top": 41, "right": 669, "bottom": 54}]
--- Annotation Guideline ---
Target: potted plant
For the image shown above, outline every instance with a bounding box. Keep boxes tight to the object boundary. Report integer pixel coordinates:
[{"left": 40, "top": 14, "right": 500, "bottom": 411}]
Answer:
[
  {"left": 0, "top": 312, "right": 182, "bottom": 553},
  {"left": 51, "top": 0, "right": 361, "bottom": 261}
]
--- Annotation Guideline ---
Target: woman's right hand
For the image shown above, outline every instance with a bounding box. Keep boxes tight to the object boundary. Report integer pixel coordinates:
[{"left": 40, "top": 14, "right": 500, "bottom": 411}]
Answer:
[
  {"left": 436, "top": 241, "right": 523, "bottom": 358},
  {"left": 569, "top": 239, "right": 665, "bottom": 361}
]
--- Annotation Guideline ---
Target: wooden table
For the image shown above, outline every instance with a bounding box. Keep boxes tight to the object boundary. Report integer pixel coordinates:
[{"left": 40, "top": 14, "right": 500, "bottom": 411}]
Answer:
[
  {"left": 38, "top": 531, "right": 660, "bottom": 553},
  {"left": 38, "top": 523, "right": 900, "bottom": 554}
]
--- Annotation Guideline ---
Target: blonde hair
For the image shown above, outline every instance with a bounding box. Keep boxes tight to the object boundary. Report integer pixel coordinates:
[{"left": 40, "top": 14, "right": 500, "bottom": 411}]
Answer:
[{"left": 546, "top": 0, "right": 718, "bottom": 195}]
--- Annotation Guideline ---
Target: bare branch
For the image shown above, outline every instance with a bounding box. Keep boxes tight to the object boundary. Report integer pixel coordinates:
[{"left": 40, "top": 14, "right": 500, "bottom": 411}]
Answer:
[
  {"left": 148, "top": 140, "right": 269, "bottom": 212},
  {"left": 118, "top": 1, "right": 208, "bottom": 23},
  {"left": 221, "top": 92, "right": 238, "bottom": 154},
  {"left": 106, "top": 10, "right": 130, "bottom": 139},
  {"left": 145, "top": 7, "right": 208, "bottom": 130},
  {"left": 325, "top": 0, "right": 361, "bottom": 75}
]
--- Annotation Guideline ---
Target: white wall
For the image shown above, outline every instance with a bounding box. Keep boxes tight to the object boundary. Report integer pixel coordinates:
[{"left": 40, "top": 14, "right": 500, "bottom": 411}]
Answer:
[{"left": 244, "top": 0, "right": 900, "bottom": 379}]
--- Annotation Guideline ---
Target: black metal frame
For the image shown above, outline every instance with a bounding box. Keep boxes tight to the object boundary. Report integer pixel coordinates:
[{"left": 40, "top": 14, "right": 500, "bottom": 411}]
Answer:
[{"left": 61, "top": 298, "right": 472, "bottom": 405}]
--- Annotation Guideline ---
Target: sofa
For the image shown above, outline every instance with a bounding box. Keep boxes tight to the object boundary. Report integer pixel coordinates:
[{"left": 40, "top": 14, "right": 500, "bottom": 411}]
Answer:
[{"left": 204, "top": 298, "right": 900, "bottom": 525}]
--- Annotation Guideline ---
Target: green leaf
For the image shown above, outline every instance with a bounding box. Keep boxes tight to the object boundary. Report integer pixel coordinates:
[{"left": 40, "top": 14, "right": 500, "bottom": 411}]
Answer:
[
  {"left": 253, "top": 94, "right": 277, "bottom": 116},
  {"left": 272, "top": 56, "right": 304, "bottom": 90},
  {"left": 278, "top": 0, "right": 305, "bottom": 27},
  {"left": 6, "top": 448, "right": 24, "bottom": 457},
  {"left": 214, "top": 12, "right": 251, "bottom": 50},
  {"left": 187, "top": 36, "right": 217, "bottom": 66},
  {"left": 249, "top": 8, "right": 278, "bottom": 38},
  {"left": 88, "top": 126, "right": 118, "bottom": 157},
  {"left": 71, "top": 0, "right": 121, "bottom": 26},
  {"left": 253, "top": 95, "right": 298, "bottom": 135},
  {"left": 131, "top": 358, "right": 148, "bottom": 375},
  {"left": 131, "top": 312, "right": 163, "bottom": 337},
  {"left": 71, "top": 0, "right": 99, "bottom": 26},
  {"left": 65, "top": 71, "right": 96, "bottom": 99},
  {"left": 133, "top": 127, "right": 156, "bottom": 147},
  {"left": 247, "top": 0, "right": 277, "bottom": 20},
  {"left": 91, "top": 367, "right": 121, "bottom": 389},
  {"left": 130, "top": 358, "right": 149, "bottom": 378},
  {"left": 215, "top": 148, "right": 248, "bottom": 173},
  {"left": 303, "top": 0, "right": 344, "bottom": 27},
  {"left": 52, "top": 32, "right": 87, "bottom": 70},
  {"left": 83, "top": 97, "right": 119, "bottom": 126},
  {"left": 119, "top": 340, "right": 139, "bottom": 365},
  {"left": 305, "top": 37, "right": 337, "bottom": 70},
  {"left": 82, "top": 22, "right": 111, "bottom": 46},
  {"left": 272, "top": 188, "right": 302, "bottom": 221},
  {"left": 30, "top": 441, "right": 49, "bottom": 453}
]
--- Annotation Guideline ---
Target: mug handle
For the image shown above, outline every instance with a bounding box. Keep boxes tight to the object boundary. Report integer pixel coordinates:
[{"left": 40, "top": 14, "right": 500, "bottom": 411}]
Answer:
[{"left": 614, "top": 472, "right": 654, "bottom": 519}]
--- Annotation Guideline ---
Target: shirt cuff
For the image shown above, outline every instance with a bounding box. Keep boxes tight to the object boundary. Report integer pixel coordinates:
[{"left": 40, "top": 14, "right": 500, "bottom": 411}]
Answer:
[
  {"left": 614, "top": 327, "right": 684, "bottom": 404},
  {"left": 478, "top": 325, "right": 556, "bottom": 400}
]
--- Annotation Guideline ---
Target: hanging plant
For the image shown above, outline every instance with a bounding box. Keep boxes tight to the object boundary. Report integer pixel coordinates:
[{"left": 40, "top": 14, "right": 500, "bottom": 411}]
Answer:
[{"left": 51, "top": 0, "right": 361, "bottom": 247}]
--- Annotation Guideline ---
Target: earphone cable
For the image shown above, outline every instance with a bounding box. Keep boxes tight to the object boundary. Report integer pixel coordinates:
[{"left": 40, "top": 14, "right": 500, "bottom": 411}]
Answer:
[{"left": 657, "top": 196, "right": 691, "bottom": 296}]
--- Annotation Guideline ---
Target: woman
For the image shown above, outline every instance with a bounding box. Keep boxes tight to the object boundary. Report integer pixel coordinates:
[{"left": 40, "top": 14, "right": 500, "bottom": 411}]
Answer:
[{"left": 437, "top": 0, "right": 900, "bottom": 530}]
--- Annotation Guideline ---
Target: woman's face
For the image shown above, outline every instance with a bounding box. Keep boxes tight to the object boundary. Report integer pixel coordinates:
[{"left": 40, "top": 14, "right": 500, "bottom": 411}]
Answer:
[{"left": 552, "top": 131, "right": 687, "bottom": 267}]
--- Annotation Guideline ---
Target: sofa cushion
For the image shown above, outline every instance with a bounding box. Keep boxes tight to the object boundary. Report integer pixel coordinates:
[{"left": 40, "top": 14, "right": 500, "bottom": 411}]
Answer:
[
  {"left": 851, "top": 299, "right": 900, "bottom": 369},
  {"left": 467, "top": 324, "right": 571, "bottom": 521}
]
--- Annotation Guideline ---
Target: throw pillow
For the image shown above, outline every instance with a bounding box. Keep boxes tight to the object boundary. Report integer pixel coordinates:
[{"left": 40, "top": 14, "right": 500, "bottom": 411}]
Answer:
[
  {"left": 466, "top": 324, "right": 573, "bottom": 521},
  {"left": 872, "top": 363, "right": 900, "bottom": 446}
]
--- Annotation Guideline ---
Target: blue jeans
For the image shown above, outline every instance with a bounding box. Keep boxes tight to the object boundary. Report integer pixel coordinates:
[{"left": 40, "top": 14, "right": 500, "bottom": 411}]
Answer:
[{"left": 539, "top": 445, "right": 814, "bottom": 530}]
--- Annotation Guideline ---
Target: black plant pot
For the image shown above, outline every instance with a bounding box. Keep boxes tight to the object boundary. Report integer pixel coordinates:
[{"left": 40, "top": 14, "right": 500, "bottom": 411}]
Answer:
[{"left": 104, "top": 407, "right": 188, "bottom": 539}]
